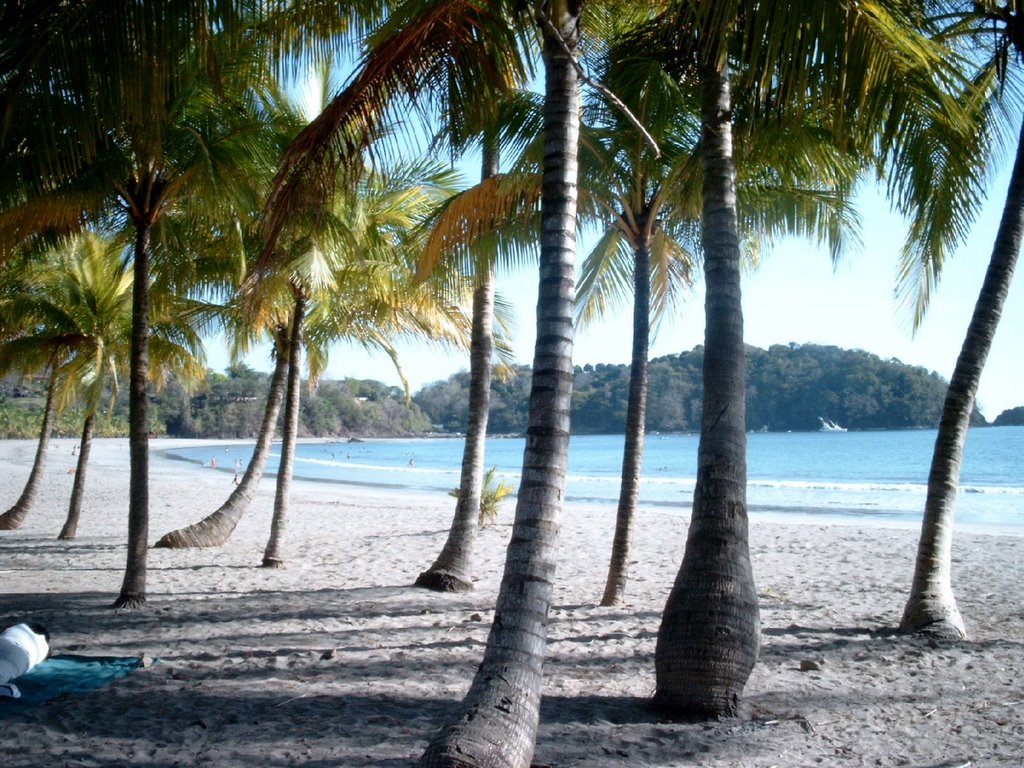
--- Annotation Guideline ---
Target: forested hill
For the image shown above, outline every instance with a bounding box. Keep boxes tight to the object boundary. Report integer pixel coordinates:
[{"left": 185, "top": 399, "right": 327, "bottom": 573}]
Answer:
[
  {"left": 414, "top": 343, "right": 985, "bottom": 434},
  {"left": 0, "top": 343, "right": 991, "bottom": 439}
]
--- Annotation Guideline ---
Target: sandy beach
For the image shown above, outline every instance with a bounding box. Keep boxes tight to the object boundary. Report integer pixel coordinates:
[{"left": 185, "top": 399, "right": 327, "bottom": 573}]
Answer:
[{"left": 1, "top": 436, "right": 1021, "bottom": 767}]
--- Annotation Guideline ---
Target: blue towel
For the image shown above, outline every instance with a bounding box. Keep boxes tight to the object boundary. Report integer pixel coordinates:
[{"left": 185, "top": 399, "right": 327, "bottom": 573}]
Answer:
[{"left": 0, "top": 654, "right": 146, "bottom": 708}]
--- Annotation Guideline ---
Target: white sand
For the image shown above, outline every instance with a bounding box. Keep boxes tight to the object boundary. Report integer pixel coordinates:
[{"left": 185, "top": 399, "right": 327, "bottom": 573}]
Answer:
[{"left": 1, "top": 437, "right": 1021, "bottom": 767}]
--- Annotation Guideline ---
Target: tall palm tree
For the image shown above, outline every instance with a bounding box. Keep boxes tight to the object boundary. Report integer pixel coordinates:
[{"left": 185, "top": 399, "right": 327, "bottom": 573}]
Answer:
[
  {"left": 642, "top": 0, "right": 979, "bottom": 717},
  {"left": 59, "top": 235, "right": 207, "bottom": 540},
  {"left": 154, "top": 323, "right": 291, "bottom": 548},
  {"left": 261, "top": 0, "right": 532, "bottom": 589},
  {"left": 414, "top": 163, "right": 499, "bottom": 591},
  {"left": 258, "top": 153, "right": 466, "bottom": 567},
  {"left": 0, "top": 4, "right": 282, "bottom": 607},
  {"left": 901, "top": 0, "right": 1024, "bottom": 638},
  {"left": 48, "top": 234, "right": 134, "bottom": 540},
  {"left": 572, "top": 48, "right": 700, "bottom": 608},
  {"left": 157, "top": 145, "right": 473, "bottom": 553},
  {"left": 0, "top": 232, "right": 207, "bottom": 536},
  {"left": 652, "top": 25, "right": 761, "bottom": 717},
  {"left": 414, "top": 134, "right": 540, "bottom": 592},
  {"left": 574, "top": 44, "right": 863, "bottom": 607},
  {"left": 261, "top": 285, "right": 306, "bottom": 567},
  {"left": 0, "top": 235, "right": 132, "bottom": 531},
  {"left": 418, "top": 2, "right": 583, "bottom": 764}
]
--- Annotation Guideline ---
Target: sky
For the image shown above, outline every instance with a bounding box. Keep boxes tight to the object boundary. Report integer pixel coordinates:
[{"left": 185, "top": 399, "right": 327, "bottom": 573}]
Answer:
[
  {"left": 207, "top": 63, "right": 1023, "bottom": 423},
  {"left": 209, "top": 159, "right": 1022, "bottom": 423}
]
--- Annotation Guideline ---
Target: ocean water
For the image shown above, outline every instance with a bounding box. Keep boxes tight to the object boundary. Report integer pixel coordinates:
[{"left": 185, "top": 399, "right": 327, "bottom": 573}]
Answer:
[{"left": 168, "top": 426, "right": 1024, "bottom": 531}]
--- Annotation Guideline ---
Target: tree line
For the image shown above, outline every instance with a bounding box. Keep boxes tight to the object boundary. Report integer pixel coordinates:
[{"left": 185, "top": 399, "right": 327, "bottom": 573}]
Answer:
[
  {"left": 0, "top": 365, "right": 431, "bottom": 440},
  {"left": 2, "top": 343, "right": 994, "bottom": 441},
  {"left": 415, "top": 343, "right": 990, "bottom": 435}
]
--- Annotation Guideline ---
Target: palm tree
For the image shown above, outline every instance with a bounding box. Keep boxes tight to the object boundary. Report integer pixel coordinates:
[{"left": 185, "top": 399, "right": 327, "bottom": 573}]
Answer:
[
  {"left": 154, "top": 323, "right": 290, "bottom": 548},
  {"left": 414, "top": 226, "right": 497, "bottom": 589},
  {"left": 574, "top": 45, "right": 863, "bottom": 608},
  {"left": 0, "top": 235, "right": 132, "bottom": 531},
  {"left": 261, "top": 286, "right": 306, "bottom": 568},
  {"left": 417, "top": 2, "right": 583, "bottom": 764},
  {"left": 571, "top": 47, "right": 700, "bottom": 608},
  {"left": 413, "top": 137, "right": 540, "bottom": 589},
  {"left": 0, "top": 5, "right": 282, "bottom": 607},
  {"left": 0, "top": 366, "right": 60, "bottom": 531},
  {"left": 49, "top": 234, "right": 134, "bottom": 540},
  {"left": 58, "top": 234, "right": 207, "bottom": 540},
  {"left": 0, "top": 231, "right": 209, "bottom": 537},
  {"left": 641, "top": 1, "right": 979, "bottom": 717},
  {"left": 157, "top": 142, "right": 472, "bottom": 553},
  {"left": 901, "top": 1, "right": 1024, "bottom": 638},
  {"left": 260, "top": 0, "right": 532, "bottom": 589},
  {"left": 259, "top": 152, "right": 467, "bottom": 568},
  {"left": 650, "top": 23, "right": 762, "bottom": 716}
]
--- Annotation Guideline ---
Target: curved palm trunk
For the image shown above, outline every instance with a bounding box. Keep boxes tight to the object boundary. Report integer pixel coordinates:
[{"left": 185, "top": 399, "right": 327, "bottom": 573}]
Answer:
[
  {"left": 262, "top": 293, "right": 305, "bottom": 569},
  {"left": 154, "top": 327, "right": 290, "bottom": 548},
  {"left": 601, "top": 239, "right": 651, "bottom": 606},
  {"left": 654, "top": 53, "right": 759, "bottom": 718},
  {"left": 418, "top": 9, "right": 580, "bottom": 767},
  {"left": 58, "top": 412, "right": 95, "bottom": 540},
  {"left": 900, "top": 114, "right": 1024, "bottom": 638},
  {"left": 0, "top": 367, "right": 59, "bottom": 530},
  {"left": 114, "top": 215, "right": 154, "bottom": 610},
  {"left": 416, "top": 146, "right": 499, "bottom": 593}
]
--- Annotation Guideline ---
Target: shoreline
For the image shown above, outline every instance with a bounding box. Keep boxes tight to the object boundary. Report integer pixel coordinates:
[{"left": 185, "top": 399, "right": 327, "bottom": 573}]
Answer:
[
  {"left": 1, "top": 437, "right": 1022, "bottom": 765},
  {"left": 161, "top": 436, "right": 1024, "bottom": 538}
]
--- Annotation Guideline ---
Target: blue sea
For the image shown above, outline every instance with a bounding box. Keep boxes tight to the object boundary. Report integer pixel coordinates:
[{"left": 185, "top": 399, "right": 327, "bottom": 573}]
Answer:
[{"left": 168, "top": 426, "right": 1024, "bottom": 532}]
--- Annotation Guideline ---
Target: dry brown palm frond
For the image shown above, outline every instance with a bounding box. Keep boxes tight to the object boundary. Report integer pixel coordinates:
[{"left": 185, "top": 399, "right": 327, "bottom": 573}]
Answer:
[{"left": 261, "top": 0, "right": 529, "bottom": 272}]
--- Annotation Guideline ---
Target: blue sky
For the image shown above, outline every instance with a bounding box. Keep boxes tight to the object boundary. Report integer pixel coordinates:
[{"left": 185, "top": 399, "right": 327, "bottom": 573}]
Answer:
[
  {"left": 213, "top": 162, "right": 1022, "bottom": 422},
  {"left": 214, "top": 63, "right": 1022, "bottom": 423}
]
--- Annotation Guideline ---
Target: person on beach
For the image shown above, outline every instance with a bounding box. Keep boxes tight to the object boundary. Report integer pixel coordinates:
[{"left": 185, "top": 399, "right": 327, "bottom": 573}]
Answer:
[
  {"left": 233, "top": 458, "right": 243, "bottom": 484},
  {"left": 0, "top": 623, "right": 51, "bottom": 699}
]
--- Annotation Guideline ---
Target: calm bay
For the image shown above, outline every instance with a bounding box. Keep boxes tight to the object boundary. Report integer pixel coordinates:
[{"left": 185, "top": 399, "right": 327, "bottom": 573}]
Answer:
[{"left": 168, "top": 425, "right": 1024, "bottom": 533}]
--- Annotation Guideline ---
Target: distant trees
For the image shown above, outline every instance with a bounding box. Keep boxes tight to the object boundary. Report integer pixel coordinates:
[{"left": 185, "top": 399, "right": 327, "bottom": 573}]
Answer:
[
  {"left": 1, "top": 343, "right": 985, "bottom": 440},
  {"left": 993, "top": 407, "right": 1024, "bottom": 426},
  {"left": 167, "top": 372, "right": 430, "bottom": 438},
  {"left": 0, "top": 368, "right": 430, "bottom": 440},
  {"left": 415, "top": 344, "right": 978, "bottom": 434}
]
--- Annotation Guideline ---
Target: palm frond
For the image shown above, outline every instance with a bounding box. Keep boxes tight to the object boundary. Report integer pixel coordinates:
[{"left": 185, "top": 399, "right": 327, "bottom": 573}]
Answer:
[
  {"left": 262, "top": 0, "right": 532, "bottom": 263},
  {"left": 418, "top": 172, "right": 542, "bottom": 281},
  {"left": 575, "top": 227, "right": 633, "bottom": 329}
]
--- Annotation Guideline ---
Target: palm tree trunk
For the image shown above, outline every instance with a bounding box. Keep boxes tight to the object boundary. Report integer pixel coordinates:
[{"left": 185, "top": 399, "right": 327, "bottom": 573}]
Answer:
[
  {"left": 654, "top": 50, "right": 759, "bottom": 718},
  {"left": 416, "top": 144, "right": 499, "bottom": 593},
  {"left": 262, "top": 293, "right": 305, "bottom": 568},
  {"left": 114, "top": 216, "right": 154, "bottom": 610},
  {"left": 418, "top": 7, "right": 580, "bottom": 767},
  {"left": 0, "top": 366, "right": 59, "bottom": 530},
  {"left": 154, "top": 327, "right": 290, "bottom": 548},
  {"left": 601, "top": 238, "right": 651, "bottom": 606},
  {"left": 58, "top": 411, "right": 95, "bottom": 540},
  {"left": 900, "top": 113, "right": 1024, "bottom": 639}
]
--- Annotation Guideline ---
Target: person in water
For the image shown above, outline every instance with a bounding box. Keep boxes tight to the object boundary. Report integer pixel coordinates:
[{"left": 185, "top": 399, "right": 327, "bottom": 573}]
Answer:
[{"left": 0, "top": 623, "right": 51, "bottom": 699}]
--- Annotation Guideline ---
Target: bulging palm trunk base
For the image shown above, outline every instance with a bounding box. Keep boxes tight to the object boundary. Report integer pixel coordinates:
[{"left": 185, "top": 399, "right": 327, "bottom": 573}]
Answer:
[
  {"left": 0, "top": 506, "right": 29, "bottom": 530},
  {"left": 112, "top": 592, "right": 146, "bottom": 611},
  {"left": 415, "top": 569, "right": 474, "bottom": 592},
  {"left": 900, "top": 594, "right": 967, "bottom": 639}
]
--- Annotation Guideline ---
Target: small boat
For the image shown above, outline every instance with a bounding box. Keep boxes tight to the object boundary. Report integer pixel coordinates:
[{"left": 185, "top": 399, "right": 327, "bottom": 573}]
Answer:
[{"left": 818, "top": 417, "right": 847, "bottom": 433}]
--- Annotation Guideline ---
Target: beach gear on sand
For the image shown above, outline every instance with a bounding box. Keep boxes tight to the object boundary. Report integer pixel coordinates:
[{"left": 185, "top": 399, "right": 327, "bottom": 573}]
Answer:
[
  {"left": 0, "top": 623, "right": 50, "bottom": 698},
  {"left": 0, "top": 655, "right": 146, "bottom": 710}
]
